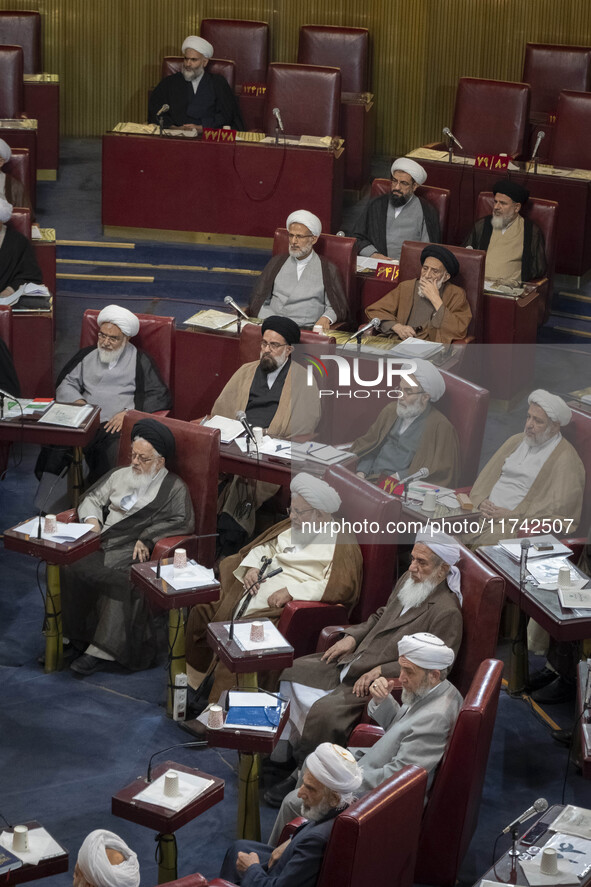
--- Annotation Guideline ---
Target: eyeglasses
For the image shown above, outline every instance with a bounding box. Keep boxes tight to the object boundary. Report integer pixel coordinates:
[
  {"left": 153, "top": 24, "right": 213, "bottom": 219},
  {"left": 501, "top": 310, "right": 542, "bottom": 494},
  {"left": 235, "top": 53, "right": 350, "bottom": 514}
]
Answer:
[
  {"left": 390, "top": 176, "right": 413, "bottom": 189},
  {"left": 98, "top": 331, "right": 124, "bottom": 344},
  {"left": 129, "top": 449, "right": 156, "bottom": 464},
  {"left": 288, "top": 233, "right": 314, "bottom": 241},
  {"left": 398, "top": 386, "right": 426, "bottom": 398},
  {"left": 288, "top": 505, "right": 317, "bottom": 518},
  {"left": 260, "top": 340, "right": 287, "bottom": 352}
]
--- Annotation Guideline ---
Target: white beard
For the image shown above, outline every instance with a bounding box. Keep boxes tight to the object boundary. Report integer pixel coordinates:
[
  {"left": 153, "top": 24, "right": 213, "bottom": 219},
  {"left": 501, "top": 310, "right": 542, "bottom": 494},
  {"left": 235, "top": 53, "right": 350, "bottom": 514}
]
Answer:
[
  {"left": 397, "top": 399, "right": 427, "bottom": 420},
  {"left": 401, "top": 680, "right": 432, "bottom": 707},
  {"left": 300, "top": 797, "right": 334, "bottom": 821},
  {"left": 131, "top": 464, "right": 159, "bottom": 494},
  {"left": 182, "top": 68, "right": 198, "bottom": 81},
  {"left": 397, "top": 573, "right": 440, "bottom": 611},
  {"left": 97, "top": 342, "right": 125, "bottom": 365}
]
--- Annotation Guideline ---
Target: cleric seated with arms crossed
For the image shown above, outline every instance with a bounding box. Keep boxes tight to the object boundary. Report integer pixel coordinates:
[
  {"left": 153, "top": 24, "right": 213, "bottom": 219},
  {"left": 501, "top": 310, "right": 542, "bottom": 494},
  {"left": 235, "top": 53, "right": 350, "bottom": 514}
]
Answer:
[
  {"left": 365, "top": 245, "right": 471, "bottom": 343},
  {"left": 0, "top": 139, "right": 31, "bottom": 211},
  {"left": 352, "top": 358, "right": 460, "bottom": 488},
  {"left": 248, "top": 210, "right": 349, "bottom": 330},
  {"left": 0, "top": 196, "right": 42, "bottom": 300},
  {"left": 185, "top": 473, "right": 362, "bottom": 707},
  {"left": 264, "top": 531, "right": 463, "bottom": 807},
  {"left": 35, "top": 304, "right": 171, "bottom": 496},
  {"left": 268, "top": 632, "right": 461, "bottom": 843},
  {"left": 148, "top": 35, "right": 244, "bottom": 132},
  {"left": 463, "top": 179, "right": 546, "bottom": 287},
  {"left": 61, "top": 418, "right": 195, "bottom": 676},
  {"left": 353, "top": 158, "right": 440, "bottom": 262},
  {"left": 74, "top": 830, "right": 139, "bottom": 887},
  {"left": 464, "top": 389, "right": 584, "bottom": 546},
  {"left": 220, "top": 742, "right": 363, "bottom": 887}
]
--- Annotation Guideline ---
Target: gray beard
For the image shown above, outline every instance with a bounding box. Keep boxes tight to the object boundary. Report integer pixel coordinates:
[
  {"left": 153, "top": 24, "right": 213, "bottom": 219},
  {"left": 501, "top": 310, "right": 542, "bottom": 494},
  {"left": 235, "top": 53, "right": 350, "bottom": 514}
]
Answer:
[
  {"left": 401, "top": 681, "right": 431, "bottom": 706},
  {"left": 131, "top": 465, "right": 159, "bottom": 495},
  {"left": 97, "top": 343, "right": 125, "bottom": 365},
  {"left": 182, "top": 68, "right": 198, "bottom": 81},
  {"left": 397, "top": 573, "right": 440, "bottom": 611},
  {"left": 397, "top": 399, "right": 427, "bottom": 420},
  {"left": 300, "top": 797, "right": 334, "bottom": 821}
]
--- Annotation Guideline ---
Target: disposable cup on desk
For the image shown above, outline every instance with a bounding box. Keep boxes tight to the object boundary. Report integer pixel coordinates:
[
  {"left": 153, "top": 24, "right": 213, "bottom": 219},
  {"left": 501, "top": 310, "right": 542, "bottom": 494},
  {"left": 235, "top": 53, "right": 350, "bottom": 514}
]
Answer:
[
  {"left": 250, "top": 621, "right": 265, "bottom": 643},
  {"left": 12, "top": 824, "right": 29, "bottom": 852},
  {"left": 540, "top": 847, "right": 558, "bottom": 875},
  {"left": 558, "top": 566, "right": 571, "bottom": 588},
  {"left": 253, "top": 427, "right": 264, "bottom": 447},
  {"left": 422, "top": 491, "right": 436, "bottom": 512},
  {"left": 173, "top": 548, "right": 187, "bottom": 570},
  {"left": 208, "top": 705, "right": 224, "bottom": 730},
  {"left": 44, "top": 514, "right": 57, "bottom": 534}
]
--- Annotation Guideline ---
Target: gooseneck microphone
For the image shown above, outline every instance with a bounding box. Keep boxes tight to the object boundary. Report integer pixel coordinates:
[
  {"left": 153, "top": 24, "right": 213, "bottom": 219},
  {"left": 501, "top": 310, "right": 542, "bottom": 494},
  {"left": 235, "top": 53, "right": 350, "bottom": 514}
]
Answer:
[
  {"left": 502, "top": 798, "right": 548, "bottom": 834},
  {"left": 342, "top": 317, "right": 381, "bottom": 345},
  {"left": 156, "top": 103, "right": 169, "bottom": 117},
  {"left": 272, "top": 107, "right": 285, "bottom": 132},
  {"left": 442, "top": 126, "right": 464, "bottom": 151},
  {"left": 397, "top": 466, "right": 429, "bottom": 485},
  {"left": 236, "top": 410, "right": 257, "bottom": 445},
  {"left": 530, "top": 130, "right": 545, "bottom": 162},
  {"left": 224, "top": 295, "right": 249, "bottom": 322}
]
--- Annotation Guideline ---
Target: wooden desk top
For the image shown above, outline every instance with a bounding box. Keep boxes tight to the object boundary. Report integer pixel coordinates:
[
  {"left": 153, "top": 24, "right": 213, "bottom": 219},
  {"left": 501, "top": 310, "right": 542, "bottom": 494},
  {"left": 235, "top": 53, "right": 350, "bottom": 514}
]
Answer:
[
  {"left": 0, "top": 404, "right": 100, "bottom": 447},
  {"left": 207, "top": 620, "right": 294, "bottom": 675},
  {"left": 4, "top": 821, "right": 68, "bottom": 885},
  {"left": 131, "top": 559, "right": 220, "bottom": 611}
]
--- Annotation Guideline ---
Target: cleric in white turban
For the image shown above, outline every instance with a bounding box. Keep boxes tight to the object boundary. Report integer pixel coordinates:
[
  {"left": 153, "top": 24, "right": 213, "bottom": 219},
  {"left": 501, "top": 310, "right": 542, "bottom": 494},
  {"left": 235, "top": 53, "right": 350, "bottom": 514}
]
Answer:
[
  {"left": 75, "top": 830, "right": 140, "bottom": 887},
  {"left": 96, "top": 304, "right": 140, "bottom": 338},
  {"left": 528, "top": 389, "right": 572, "bottom": 426},
  {"left": 181, "top": 35, "right": 214, "bottom": 58},
  {"left": 290, "top": 472, "right": 341, "bottom": 514},
  {"left": 398, "top": 631, "right": 456, "bottom": 670},
  {"left": 416, "top": 529, "right": 462, "bottom": 603},
  {"left": 285, "top": 209, "right": 322, "bottom": 238},
  {"left": 391, "top": 157, "right": 427, "bottom": 186},
  {"left": 0, "top": 139, "right": 11, "bottom": 163}
]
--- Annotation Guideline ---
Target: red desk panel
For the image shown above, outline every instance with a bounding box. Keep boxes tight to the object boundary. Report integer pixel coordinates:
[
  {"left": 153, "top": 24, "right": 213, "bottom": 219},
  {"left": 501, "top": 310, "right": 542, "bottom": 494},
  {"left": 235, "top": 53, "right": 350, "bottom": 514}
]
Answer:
[
  {"left": 12, "top": 310, "right": 53, "bottom": 396},
  {"left": 102, "top": 133, "right": 344, "bottom": 239},
  {"left": 23, "top": 82, "right": 59, "bottom": 177}
]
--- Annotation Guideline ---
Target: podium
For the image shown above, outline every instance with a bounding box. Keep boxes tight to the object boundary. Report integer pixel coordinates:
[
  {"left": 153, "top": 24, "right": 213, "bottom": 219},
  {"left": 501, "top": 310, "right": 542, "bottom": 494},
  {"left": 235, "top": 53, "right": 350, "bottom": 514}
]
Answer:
[{"left": 4, "top": 821, "right": 68, "bottom": 885}]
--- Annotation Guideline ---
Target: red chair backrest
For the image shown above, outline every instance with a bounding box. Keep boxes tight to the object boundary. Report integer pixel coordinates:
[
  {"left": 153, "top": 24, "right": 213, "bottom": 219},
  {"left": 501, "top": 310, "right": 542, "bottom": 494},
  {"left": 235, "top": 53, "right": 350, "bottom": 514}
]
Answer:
[
  {"left": 157, "top": 877, "right": 208, "bottom": 887},
  {"left": 475, "top": 192, "right": 558, "bottom": 284},
  {"left": 161, "top": 56, "right": 236, "bottom": 90},
  {"left": 562, "top": 406, "right": 591, "bottom": 533},
  {"left": 318, "top": 765, "right": 427, "bottom": 887},
  {"left": 399, "top": 240, "right": 486, "bottom": 344},
  {"left": 415, "top": 659, "right": 503, "bottom": 887},
  {"left": 263, "top": 63, "right": 342, "bottom": 138},
  {"left": 0, "top": 12, "right": 40, "bottom": 74},
  {"left": 237, "top": 323, "right": 335, "bottom": 365},
  {"left": 80, "top": 309, "right": 175, "bottom": 391},
  {"left": 549, "top": 90, "right": 591, "bottom": 170},
  {"left": 0, "top": 305, "right": 13, "bottom": 349},
  {"left": 8, "top": 205, "right": 31, "bottom": 238},
  {"left": 5, "top": 146, "right": 29, "bottom": 193},
  {"left": 452, "top": 77, "right": 530, "bottom": 158},
  {"left": 200, "top": 18, "right": 269, "bottom": 85},
  {"left": 523, "top": 43, "right": 591, "bottom": 116},
  {"left": 0, "top": 45, "right": 24, "bottom": 118},
  {"left": 118, "top": 411, "right": 220, "bottom": 568},
  {"left": 438, "top": 368, "right": 489, "bottom": 488},
  {"left": 272, "top": 227, "right": 358, "bottom": 320},
  {"left": 298, "top": 25, "right": 370, "bottom": 94},
  {"left": 370, "top": 179, "right": 451, "bottom": 242},
  {"left": 324, "top": 464, "right": 400, "bottom": 622}
]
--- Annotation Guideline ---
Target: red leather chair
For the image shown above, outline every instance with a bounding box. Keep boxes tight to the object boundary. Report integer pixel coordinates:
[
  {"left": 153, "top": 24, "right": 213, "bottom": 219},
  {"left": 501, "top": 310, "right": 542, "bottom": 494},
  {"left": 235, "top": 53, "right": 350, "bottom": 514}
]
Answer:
[
  {"left": 200, "top": 19, "right": 268, "bottom": 86},
  {"left": 562, "top": 406, "right": 591, "bottom": 534},
  {"left": 298, "top": 25, "right": 369, "bottom": 94},
  {"left": 371, "top": 179, "right": 451, "bottom": 242},
  {"left": 277, "top": 463, "right": 400, "bottom": 657},
  {"left": 8, "top": 204, "right": 31, "bottom": 238},
  {"left": 0, "top": 11, "right": 41, "bottom": 74},
  {"left": 448, "top": 77, "right": 531, "bottom": 159},
  {"left": 160, "top": 57, "right": 236, "bottom": 91},
  {"left": 438, "top": 369, "right": 489, "bottom": 488},
  {"left": 398, "top": 239, "right": 486, "bottom": 344},
  {"left": 549, "top": 90, "right": 591, "bottom": 170},
  {"left": 349, "top": 658, "right": 503, "bottom": 887},
  {"left": 0, "top": 305, "right": 13, "bottom": 349},
  {"left": 3, "top": 146, "right": 30, "bottom": 207},
  {"left": 523, "top": 43, "right": 591, "bottom": 117},
  {"left": 475, "top": 192, "right": 558, "bottom": 323},
  {"left": 271, "top": 227, "right": 358, "bottom": 325},
  {"left": 80, "top": 308, "right": 175, "bottom": 396},
  {"left": 209, "top": 765, "right": 428, "bottom": 887},
  {"left": 0, "top": 45, "right": 24, "bottom": 118},
  {"left": 263, "top": 63, "right": 342, "bottom": 138}
]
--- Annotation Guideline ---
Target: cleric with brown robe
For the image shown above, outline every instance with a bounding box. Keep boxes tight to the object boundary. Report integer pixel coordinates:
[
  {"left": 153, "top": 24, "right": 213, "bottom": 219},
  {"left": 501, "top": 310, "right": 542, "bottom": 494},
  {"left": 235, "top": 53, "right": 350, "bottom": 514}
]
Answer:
[
  {"left": 186, "top": 473, "right": 362, "bottom": 705},
  {"left": 365, "top": 245, "right": 471, "bottom": 343}
]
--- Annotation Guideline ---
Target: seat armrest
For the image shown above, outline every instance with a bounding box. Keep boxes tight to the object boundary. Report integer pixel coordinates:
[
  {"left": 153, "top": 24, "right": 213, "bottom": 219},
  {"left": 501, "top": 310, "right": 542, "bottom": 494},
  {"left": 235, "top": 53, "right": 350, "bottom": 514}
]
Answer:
[
  {"left": 278, "top": 602, "right": 348, "bottom": 657},
  {"left": 349, "top": 723, "right": 384, "bottom": 746},
  {"left": 151, "top": 534, "right": 198, "bottom": 561},
  {"left": 316, "top": 624, "right": 347, "bottom": 652},
  {"left": 57, "top": 508, "right": 78, "bottom": 523},
  {"left": 279, "top": 817, "right": 307, "bottom": 845},
  {"left": 152, "top": 409, "right": 170, "bottom": 417}
]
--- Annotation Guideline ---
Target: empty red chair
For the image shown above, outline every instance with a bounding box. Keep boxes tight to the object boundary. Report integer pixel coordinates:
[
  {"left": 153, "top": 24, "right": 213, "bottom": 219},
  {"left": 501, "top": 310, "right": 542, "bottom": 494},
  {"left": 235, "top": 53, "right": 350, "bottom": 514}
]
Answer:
[
  {"left": 549, "top": 90, "right": 591, "bottom": 170},
  {"left": 200, "top": 19, "right": 269, "bottom": 86},
  {"left": 298, "top": 25, "right": 369, "bottom": 93},
  {"left": 523, "top": 43, "right": 591, "bottom": 117},
  {"left": 0, "top": 45, "right": 24, "bottom": 118},
  {"left": 0, "top": 11, "right": 41, "bottom": 74},
  {"left": 263, "top": 63, "right": 341, "bottom": 138},
  {"left": 449, "top": 77, "right": 531, "bottom": 159}
]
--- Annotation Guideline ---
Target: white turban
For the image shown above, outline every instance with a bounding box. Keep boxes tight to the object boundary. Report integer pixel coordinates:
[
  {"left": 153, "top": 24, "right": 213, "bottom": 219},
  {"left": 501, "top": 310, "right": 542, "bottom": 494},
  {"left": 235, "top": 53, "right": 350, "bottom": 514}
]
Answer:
[
  {"left": 0, "top": 139, "right": 12, "bottom": 162},
  {"left": 416, "top": 529, "right": 462, "bottom": 603},
  {"left": 77, "top": 830, "right": 140, "bottom": 887},
  {"left": 398, "top": 632, "right": 455, "bottom": 670},
  {"left": 182, "top": 35, "right": 214, "bottom": 59},
  {"left": 408, "top": 358, "right": 446, "bottom": 402},
  {"left": 96, "top": 305, "right": 140, "bottom": 338},
  {"left": 290, "top": 472, "right": 341, "bottom": 514},
  {"left": 0, "top": 197, "right": 13, "bottom": 223},
  {"left": 391, "top": 157, "right": 427, "bottom": 186},
  {"left": 528, "top": 389, "right": 571, "bottom": 427},
  {"left": 286, "top": 210, "right": 322, "bottom": 238},
  {"left": 306, "top": 743, "right": 362, "bottom": 798}
]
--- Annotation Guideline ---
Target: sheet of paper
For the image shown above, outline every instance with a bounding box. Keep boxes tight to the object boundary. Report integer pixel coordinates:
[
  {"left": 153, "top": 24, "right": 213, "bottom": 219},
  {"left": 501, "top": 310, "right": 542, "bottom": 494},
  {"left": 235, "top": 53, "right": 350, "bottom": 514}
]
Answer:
[
  {"left": 133, "top": 769, "right": 214, "bottom": 811},
  {"left": 14, "top": 519, "right": 93, "bottom": 542},
  {"left": 388, "top": 338, "right": 444, "bottom": 358},
  {"left": 150, "top": 562, "right": 219, "bottom": 591},
  {"left": 356, "top": 256, "right": 399, "bottom": 271},
  {"left": 526, "top": 556, "right": 584, "bottom": 588},
  {"left": 203, "top": 415, "right": 245, "bottom": 444},
  {"left": 38, "top": 403, "right": 93, "bottom": 427},
  {"left": 225, "top": 620, "right": 291, "bottom": 652},
  {"left": 498, "top": 536, "right": 571, "bottom": 561},
  {"left": 228, "top": 691, "right": 280, "bottom": 707},
  {"left": 550, "top": 806, "right": 591, "bottom": 840}
]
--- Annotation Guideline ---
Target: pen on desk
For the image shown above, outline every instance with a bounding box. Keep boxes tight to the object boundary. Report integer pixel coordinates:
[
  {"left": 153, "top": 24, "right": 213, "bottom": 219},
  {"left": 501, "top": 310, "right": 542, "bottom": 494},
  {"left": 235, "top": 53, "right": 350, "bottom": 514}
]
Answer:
[{"left": 275, "top": 444, "right": 289, "bottom": 452}]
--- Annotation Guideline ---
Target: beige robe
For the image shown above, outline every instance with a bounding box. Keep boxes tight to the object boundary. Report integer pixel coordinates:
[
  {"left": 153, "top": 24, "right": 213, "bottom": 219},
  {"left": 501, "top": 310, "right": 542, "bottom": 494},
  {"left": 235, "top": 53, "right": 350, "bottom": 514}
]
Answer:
[
  {"left": 465, "top": 433, "right": 585, "bottom": 545},
  {"left": 365, "top": 279, "right": 472, "bottom": 343}
]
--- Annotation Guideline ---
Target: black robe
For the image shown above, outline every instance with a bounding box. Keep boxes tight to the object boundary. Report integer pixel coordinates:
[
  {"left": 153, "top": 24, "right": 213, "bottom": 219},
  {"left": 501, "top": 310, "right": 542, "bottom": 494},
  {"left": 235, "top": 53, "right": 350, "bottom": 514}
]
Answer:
[
  {"left": 148, "top": 70, "right": 244, "bottom": 130},
  {"left": 352, "top": 193, "right": 441, "bottom": 256},
  {"left": 463, "top": 215, "right": 546, "bottom": 282},
  {"left": 0, "top": 226, "right": 42, "bottom": 293}
]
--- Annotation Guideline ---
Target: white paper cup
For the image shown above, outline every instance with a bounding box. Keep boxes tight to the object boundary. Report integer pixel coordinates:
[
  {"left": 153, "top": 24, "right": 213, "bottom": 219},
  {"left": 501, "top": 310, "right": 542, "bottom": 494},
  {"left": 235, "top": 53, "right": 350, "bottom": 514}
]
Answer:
[
  {"left": 173, "top": 548, "right": 187, "bottom": 570},
  {"left": 164, "top": 772, "right": 180, "bottom": 797},
  {"left": 44, "top": 514, "right": 57, "bottom": 535},
  {"left": 253, "top": 427, "right": 264, "bottom": 447},
  {"left": 12, "top": 825, "right": 28, "bottom": 852},
  {"left": 208, "top": 704, "right": 224, "bottom": 730},
  {"left": 422, "top": 491, "right": 437, "bottom": 512},
  {"left": 250, "top": 621, "right": 265, "bottom": 642},
  {"left": 558, "top": 566, "right": 571, "bottom": 588},
  {"left": 540, "top": 847, "right": 558, "bottom": 875}
]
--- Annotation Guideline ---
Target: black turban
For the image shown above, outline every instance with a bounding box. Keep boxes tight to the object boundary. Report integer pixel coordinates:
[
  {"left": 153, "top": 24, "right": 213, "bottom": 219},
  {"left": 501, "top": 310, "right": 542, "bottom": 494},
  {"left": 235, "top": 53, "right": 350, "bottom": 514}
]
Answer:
[
  {"left": 261, "top": 315, "right": 301, "bottom": 345},
  {"left": 420, "top": 244, "right": 459, "bottom": 278},
  {"left": 492, "top": 179, "right": 529, "bottom": 206},
  {"left": 131, "top": 418, "right": 175, "bottom": 460}
]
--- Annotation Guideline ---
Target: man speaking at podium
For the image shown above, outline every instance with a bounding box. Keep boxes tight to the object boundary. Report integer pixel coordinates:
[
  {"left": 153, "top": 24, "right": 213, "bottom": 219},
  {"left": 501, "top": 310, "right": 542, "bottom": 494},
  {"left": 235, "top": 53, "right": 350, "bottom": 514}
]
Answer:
[{"left": 148, "top": 35, "right": 244, "bottom": 133}]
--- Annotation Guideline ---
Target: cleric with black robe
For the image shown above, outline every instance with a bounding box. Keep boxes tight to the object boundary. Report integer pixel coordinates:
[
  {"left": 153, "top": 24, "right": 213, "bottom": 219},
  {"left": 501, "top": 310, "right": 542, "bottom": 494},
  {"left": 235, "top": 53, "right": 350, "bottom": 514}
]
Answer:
[
  {"left": 0, "top": 197, "right": 43, "bottom": 297},
  {"left": 148, "top": 35, "right": 244, "bottom": 131}
]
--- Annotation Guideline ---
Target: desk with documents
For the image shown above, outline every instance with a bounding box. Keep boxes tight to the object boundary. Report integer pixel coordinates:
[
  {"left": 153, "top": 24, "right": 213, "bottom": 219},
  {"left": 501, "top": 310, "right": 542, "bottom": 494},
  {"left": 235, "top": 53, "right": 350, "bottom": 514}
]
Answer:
[{"left": 3, "top": 821, "right": 68, "bottom": 885}]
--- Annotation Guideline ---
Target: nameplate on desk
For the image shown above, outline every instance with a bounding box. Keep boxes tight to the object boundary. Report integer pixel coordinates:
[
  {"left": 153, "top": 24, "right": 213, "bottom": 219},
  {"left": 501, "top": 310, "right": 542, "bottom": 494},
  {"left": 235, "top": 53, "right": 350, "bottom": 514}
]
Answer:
[
  {"left": 241, "top": 84, "right": 266, "bottom": 96},
  {"left": 203, "top": 128, "right": 237, "bottom": 142},
  {"left": 375, "top": 263, "right": 399, "bottom": 282},
  {"left": 475, "top": 154, "right": 510, "bottom": 170}
]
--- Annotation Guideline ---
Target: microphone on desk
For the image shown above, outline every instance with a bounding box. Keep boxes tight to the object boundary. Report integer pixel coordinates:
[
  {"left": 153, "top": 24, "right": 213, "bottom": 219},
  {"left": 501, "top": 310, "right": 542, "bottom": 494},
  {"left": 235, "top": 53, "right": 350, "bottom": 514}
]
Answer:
[
  {"left": 272, "top": 107, "right": 285, "bottom": 133},
  {"left": 341, "top": 317, "right": 381, "bottom": 345},
  {"left": 519, "top": 537, "right": 531, "bottom": 588},
  {"left": 397, "top": 466, "right": 430, "bottom": 486},
  {"left": 501, "top": 798, "right": 548, "bottom": 835},
  {"left": 230, "top": 567, "right": 284, "bottom": 638},
  {"left": 155, "top": 103, "right": 169, "bottom": 118},
  {"left": 36, "top": 458, "right": 73, "bottom": 538},
  {"left": 442, "top": 126, "right": 464, "bottom": 151},
  {"left": 224, "top": 295, "right": 249, "bottom": 322},
  {"left": 530, "top": 130, "right": 545, "bottom": 163},
  {"left": 236, "top": 410, "right": 257, "bottom": 445},
  {"left": 146, "top": 741, "right": 207, "bottom": 783}
]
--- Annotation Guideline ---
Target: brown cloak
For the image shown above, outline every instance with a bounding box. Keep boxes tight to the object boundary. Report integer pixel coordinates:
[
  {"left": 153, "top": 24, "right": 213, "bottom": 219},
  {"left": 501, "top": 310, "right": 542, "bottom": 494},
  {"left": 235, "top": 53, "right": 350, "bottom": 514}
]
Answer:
[{"left": 365, "top": 278, "right": 472, "bottom": 343}]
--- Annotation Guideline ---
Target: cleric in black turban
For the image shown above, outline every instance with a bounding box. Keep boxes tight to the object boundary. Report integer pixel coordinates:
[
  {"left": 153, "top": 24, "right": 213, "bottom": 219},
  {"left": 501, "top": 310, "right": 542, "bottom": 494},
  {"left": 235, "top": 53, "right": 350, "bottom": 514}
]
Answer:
[
  {"left": 420, "top": 244, "right": 460, "bottom": 278},
  {"left": 492, "top": 179, "right": 530, "bottom": 206},
  {"left": 261, "top": 315, "right": 301, "bottom": 345},
  {"left": 131, "top": 418, "right": 176, "bottom": 460}
]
